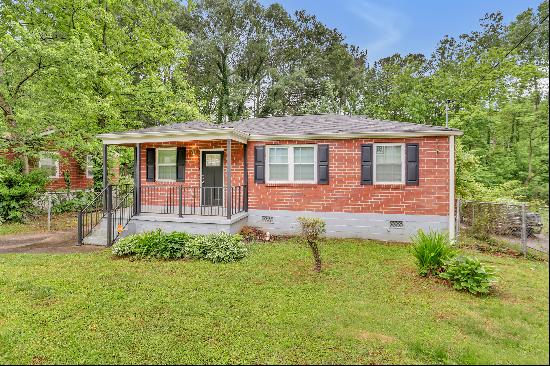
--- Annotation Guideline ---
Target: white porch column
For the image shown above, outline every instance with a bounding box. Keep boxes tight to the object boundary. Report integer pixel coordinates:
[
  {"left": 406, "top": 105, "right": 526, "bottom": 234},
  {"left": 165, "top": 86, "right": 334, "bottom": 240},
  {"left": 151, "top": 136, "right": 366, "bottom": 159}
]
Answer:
[
  {"left": 226, "top": 139, "right": 232, "bottom": 219},
  {"left": 449, "top": 135, "right": 455, "bottom": 240}
]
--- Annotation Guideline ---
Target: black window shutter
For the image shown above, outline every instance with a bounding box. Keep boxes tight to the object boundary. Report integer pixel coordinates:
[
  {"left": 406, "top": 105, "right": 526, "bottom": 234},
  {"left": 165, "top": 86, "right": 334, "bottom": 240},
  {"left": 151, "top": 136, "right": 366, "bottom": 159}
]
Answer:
[
  {"left": 318, "top": 144, "right": 329, "bottom": 184},
  {"left": 361, "top": 144, "right": 373, "bottom": 185},
  {"left": 254, "top": 145, "right": 265, "bottom": 184},
  {"left": 146, "top": 148, "right": 155, "bottom": 182},
  {"left": 176, "top": 147, "right": 186, "bottom": 182},
  {"left": 406, "top": 143, "right": 419, "bottom": 186}
]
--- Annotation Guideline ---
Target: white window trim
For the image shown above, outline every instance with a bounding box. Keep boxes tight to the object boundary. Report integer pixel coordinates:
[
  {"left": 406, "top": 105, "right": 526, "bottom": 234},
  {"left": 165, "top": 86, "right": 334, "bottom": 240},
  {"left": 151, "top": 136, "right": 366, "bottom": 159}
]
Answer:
[
  {"left": 85, "top": 155, "right": 94, "bottom": 178},
  {"left": 38, "top": 154, "right": 60, "bottom": 178},
  {"left": 373, "top": 143, "right": 406, "bottom": 185},
  {"left": 265, "top": 144, "right": 317, "bottom": 184},
  {"left": 156, "top": 147, "right": 177, "bottom": 182}
]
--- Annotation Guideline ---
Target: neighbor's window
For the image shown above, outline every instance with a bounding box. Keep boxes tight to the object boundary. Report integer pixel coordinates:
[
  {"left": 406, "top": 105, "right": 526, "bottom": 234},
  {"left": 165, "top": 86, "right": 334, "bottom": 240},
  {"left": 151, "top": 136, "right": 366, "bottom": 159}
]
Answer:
[
  {"left": 38, "top": 155, "right": 59, "bottom": 178},
  {"left": 86, "top": 155, "right": 94, "bottom": 178},
  {"left": 157, "top": 148, "right": 177, "bottom": 181},
  {"left": 374, "top": 144, "right": 404, "bottom": 183},
  {"left": 267, "top": 145, "right": 316, "bottom": 183}
]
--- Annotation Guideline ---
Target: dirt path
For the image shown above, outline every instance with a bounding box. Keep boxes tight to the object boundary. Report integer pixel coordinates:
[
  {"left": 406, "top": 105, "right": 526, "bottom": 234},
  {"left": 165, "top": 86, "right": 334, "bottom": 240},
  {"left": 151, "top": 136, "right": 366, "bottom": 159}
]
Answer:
[{"left": 0, "top": 231, "right": 105, "bottom": 254}]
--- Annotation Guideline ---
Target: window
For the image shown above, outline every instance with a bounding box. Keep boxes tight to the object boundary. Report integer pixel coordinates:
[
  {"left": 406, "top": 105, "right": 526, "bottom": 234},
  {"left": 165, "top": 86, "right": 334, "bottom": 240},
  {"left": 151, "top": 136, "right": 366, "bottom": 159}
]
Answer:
[
  {"left": 157, "top": 148, "right": 177, "bottom": 181},
  {"left": 86, "top": 155, "right": 94, "bottom": 178},
  {"left": 266, "top": 145, "right": 316, "bottom": 183},
  {"left": 374, "top": 144, "right": 405, "bottom": 184},
  {"left": 38, "top": 155, "right": 59, "bottom": 178},
  {"left": 205, "top": 153, "right": 221, "bottom": 166}
]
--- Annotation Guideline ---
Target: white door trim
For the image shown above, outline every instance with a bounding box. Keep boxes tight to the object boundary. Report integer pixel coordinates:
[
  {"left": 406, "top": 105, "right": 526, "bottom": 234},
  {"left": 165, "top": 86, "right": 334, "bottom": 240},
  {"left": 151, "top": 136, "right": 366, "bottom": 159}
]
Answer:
[{"left": 199, "top": 149, "right": 225, "bottom": 207}]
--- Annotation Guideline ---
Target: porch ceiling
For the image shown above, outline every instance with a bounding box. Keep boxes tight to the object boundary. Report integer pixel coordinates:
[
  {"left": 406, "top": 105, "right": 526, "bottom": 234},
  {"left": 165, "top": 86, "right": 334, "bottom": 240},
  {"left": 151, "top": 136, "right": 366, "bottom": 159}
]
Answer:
[{"left": 97, "top": 129, "right": 248, "bottom": 145}]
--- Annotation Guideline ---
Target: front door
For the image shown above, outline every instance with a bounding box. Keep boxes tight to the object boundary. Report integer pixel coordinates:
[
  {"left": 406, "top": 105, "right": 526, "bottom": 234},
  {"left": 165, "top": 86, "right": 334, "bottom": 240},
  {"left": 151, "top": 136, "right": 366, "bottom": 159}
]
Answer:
[{"left": 201, "top": 151, "right": 224, "bottom": 206}]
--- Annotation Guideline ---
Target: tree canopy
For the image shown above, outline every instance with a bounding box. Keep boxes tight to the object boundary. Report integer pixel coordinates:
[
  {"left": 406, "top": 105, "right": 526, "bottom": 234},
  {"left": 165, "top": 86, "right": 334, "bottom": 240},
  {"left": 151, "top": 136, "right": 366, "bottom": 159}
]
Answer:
[
  {"left": 0, "top": 0, "right": 548, "bottom": 203},
  {"left": 0, "top": 0, "right": 199, "bottom": 171}
]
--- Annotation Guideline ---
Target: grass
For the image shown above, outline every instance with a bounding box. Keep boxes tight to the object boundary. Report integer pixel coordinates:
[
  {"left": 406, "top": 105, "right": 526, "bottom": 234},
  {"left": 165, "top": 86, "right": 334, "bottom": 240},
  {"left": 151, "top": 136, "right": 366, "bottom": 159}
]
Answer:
[
  {"left": 0, "top": 238, "right": 548, "bottom": 364},
  {"left": 0, "top": 213, "right": 76, "bottom": 236}
]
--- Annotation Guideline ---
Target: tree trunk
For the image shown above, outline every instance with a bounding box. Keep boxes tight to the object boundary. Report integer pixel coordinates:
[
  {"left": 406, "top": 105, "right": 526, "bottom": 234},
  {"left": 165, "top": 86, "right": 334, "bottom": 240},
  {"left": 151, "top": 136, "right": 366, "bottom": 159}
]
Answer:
[
  {"left": 526, "top": 130, "right": 534, "bottom": 184},
  {"left": 308, "top": 240, "right": 322, "bottom": 272},
  {"left": 22, "top": 154, "right": 30, "bottom": 175}
]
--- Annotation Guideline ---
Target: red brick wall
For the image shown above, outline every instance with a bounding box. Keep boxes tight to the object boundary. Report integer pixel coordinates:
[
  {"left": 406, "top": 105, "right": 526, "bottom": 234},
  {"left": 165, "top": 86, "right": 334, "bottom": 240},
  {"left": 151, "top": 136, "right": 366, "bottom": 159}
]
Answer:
[
  {"left": 46, "top": 151, "right": 94, "bottom": 190},
  {"left": 137, "top": 137, "right": 451, "bottom": 216},
  {"left": 246, "top": 137, "right": 450, "bottom": 216}
]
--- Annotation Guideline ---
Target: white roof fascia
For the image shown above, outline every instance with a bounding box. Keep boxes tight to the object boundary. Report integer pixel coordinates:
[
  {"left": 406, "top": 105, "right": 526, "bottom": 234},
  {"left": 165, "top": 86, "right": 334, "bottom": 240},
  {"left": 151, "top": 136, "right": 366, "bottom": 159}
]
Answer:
[
  {"left": 98, "top": 130, "right": 249, "bottom": 145},
  {"left": 246, "top": 130, "right": 463, "bottom": 141}
]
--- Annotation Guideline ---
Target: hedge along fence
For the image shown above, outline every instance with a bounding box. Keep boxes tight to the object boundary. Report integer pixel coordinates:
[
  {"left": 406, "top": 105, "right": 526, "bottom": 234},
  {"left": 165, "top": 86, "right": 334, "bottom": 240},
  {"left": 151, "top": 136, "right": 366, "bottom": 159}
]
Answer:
[{"left": 111, "top": 230, "right": 248, "bottom": 263}]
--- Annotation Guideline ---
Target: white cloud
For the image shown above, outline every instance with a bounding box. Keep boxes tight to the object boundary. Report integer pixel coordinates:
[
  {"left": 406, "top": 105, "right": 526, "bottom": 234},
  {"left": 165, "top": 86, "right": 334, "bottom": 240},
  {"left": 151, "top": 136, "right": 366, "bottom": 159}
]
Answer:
[{"left": 350, "top": 1, "right": 407, "bottom": 62}]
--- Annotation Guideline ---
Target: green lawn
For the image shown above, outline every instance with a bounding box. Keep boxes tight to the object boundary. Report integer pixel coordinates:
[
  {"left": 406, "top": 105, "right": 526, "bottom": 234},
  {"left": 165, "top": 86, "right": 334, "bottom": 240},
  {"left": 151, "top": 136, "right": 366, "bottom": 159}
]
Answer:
[
  {"left": 0, "top": 239, "right": 548, "bottom": 364},
  {"left": 0, "top": 213, "right": 77, "bottom": 236}
]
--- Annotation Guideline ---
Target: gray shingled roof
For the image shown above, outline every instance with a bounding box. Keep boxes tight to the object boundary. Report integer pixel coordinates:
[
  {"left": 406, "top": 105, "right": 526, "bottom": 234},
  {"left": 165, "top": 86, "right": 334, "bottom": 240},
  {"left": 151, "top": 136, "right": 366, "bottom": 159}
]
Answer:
[
  {"left": 124, "top": 120, "right": 233, "bottom": 134},
  {"left": 101, "top": 114, "right": 461, "bottom": 138},
  {"left": 231, "top": 115, "right": 460, "bottom": 136}
]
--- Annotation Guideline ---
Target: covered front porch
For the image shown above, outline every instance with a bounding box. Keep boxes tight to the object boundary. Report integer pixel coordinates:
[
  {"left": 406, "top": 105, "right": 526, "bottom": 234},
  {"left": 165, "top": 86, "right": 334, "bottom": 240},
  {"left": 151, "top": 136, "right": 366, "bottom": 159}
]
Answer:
[{"left": 79, "top": 126, "right": 250, "bottom": 246}]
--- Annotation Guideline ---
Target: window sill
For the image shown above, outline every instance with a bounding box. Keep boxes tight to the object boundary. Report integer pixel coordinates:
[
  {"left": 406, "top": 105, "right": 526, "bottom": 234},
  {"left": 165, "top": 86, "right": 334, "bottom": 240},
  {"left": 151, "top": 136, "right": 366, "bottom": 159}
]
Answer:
[
  {"left": 373, "top": 183, "right": 406, "bottom": 189},
  {"left": 265, "top": 182, "right": 317, "bottom": 187}
]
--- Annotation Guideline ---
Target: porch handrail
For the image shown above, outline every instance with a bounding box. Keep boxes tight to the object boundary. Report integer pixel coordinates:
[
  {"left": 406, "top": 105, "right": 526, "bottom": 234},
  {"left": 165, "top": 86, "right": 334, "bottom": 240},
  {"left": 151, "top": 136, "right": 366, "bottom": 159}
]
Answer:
[
  {"left": 77, "top": 186, "right": 109, "bottom": 245},
  {"left": 109, "top": 184, "right": 135, "bottom": 245},
  {"left": 77, "top": 183, "right": 135, "bottom": 245},
  {"left": 139, "top": 185, "right": 247, "bottom": 218}
]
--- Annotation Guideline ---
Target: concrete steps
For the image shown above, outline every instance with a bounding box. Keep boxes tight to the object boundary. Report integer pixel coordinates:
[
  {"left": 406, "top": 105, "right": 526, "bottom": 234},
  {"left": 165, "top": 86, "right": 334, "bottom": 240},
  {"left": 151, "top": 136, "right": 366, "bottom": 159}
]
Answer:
[{"left": 82, "top": 218, "right": 108, "bottom": 246}]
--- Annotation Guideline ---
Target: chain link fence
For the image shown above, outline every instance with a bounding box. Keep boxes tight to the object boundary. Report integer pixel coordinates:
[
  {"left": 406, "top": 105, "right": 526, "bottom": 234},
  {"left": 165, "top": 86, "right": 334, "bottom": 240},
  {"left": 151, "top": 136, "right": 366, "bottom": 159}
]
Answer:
[
  {"left": 33, "top": 190, "right": 96, "bottom": 231},
  {"left": 456, "top": 199, "right": 549, "bottom": 255}
]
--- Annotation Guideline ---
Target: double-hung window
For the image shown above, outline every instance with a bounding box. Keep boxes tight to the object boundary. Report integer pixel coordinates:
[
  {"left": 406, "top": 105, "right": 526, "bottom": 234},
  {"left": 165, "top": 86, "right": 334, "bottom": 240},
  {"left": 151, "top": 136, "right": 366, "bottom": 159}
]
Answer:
[
  {"left": 38, "top": 154, "right": 59, "bottom": 178},
  {"left": 157, "top": 148, "right": 177, "bottom": 181},
  {"left": 374, "top": 143, "right": 405, "bottom": 184},
  {"left": 86, "top": 155, "right": 94, "bottom": 178},
  {"left": 267, "top": 145, "right": 316, "bottom": 183}
]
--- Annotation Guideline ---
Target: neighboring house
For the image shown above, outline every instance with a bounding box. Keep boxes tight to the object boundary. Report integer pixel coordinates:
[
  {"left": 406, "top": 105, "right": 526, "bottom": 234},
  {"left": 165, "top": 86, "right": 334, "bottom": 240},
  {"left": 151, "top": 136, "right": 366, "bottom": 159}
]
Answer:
[
  {"left": 1, "top": 149, "right": 94, "bottom": 191},
  {"left": 38, "top": 151, "right": 94, "bottom": 190},
  {"left": 84, "top": 115, "right": 462, "bottom": 245}
]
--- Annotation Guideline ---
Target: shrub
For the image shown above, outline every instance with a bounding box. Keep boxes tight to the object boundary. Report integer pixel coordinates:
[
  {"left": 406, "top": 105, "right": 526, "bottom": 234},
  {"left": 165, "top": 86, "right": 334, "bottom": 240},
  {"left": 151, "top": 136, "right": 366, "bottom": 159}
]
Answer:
[
  {"left": 411, "top": 229, "right": 456, "bottom": 277},
  {"left": 439, "top": 255, "right": 497, "bottom": 294},
  {"left": 187, "top": 232, "right": 248, "bottom": 263},
  {"left": 239, "top": 226, "right": 269, "bottom": 242},
  {"left": 297, "top": 217, "right": 326, "bottom": 272},
  {"left": 50, "top": 191, "right": 96, "bottom": 214},
  {"left": 111, "top": 230, "right": 247, "bottom": 263},
  {"left": 0, "top": 159, "right": 48, "bottom": 223}
]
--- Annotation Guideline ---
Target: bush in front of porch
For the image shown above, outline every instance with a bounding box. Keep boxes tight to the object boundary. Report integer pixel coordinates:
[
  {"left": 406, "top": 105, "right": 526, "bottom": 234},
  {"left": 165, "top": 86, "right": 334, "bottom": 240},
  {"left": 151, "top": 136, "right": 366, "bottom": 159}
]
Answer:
[{"left": 111, "top": 229, "right": 248, "bottom": 263}]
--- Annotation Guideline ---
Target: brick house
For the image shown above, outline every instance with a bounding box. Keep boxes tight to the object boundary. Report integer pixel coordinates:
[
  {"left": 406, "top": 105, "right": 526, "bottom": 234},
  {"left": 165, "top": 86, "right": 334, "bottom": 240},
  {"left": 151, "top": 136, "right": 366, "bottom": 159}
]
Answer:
[
  {"left": 81, "top": 115, "right": 462, "bottom": 245},
  {"left": 1, "top": 150, "right": 94, "bottom": 191},
  {"left": 37, "top": 151, "right": 94, "bottom": 191}
]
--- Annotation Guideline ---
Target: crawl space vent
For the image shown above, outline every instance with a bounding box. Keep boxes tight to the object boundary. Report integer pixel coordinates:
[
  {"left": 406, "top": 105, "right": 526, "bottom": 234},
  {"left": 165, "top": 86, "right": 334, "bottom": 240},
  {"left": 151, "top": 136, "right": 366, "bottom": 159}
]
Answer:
[
  {"left": 389, "top": 220, "right": 404, "bottom": 229},
  {"left": 261, "top": 216, "right": 274, "bottom": 224}
]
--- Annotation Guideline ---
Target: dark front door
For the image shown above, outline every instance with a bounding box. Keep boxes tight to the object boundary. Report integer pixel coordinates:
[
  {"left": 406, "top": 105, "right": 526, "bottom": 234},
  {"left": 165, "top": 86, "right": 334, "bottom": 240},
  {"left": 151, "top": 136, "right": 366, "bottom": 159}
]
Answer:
[{"left": 201, "top": 151, "right": 224, "bottom": 206}]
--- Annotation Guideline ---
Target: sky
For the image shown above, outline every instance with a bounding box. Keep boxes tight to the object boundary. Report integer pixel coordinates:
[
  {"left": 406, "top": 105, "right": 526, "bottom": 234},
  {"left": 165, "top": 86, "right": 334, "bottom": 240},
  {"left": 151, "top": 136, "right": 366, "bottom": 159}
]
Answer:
[{"left": 259, "top": 0, "right": 543, "bottom": 63}]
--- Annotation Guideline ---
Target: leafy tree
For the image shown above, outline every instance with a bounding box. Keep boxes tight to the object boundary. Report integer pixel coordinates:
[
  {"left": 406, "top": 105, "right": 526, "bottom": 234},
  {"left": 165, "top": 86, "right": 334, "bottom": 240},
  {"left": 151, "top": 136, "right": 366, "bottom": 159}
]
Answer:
[
  {"left": 177, "top": 0, "right": 366, "bottom": 122},
  {"left": 0, "top": 0, "right": 199, "bottom": 173},
  {"left": 359, "top": 1, "right": 549, "bottom": 203}
]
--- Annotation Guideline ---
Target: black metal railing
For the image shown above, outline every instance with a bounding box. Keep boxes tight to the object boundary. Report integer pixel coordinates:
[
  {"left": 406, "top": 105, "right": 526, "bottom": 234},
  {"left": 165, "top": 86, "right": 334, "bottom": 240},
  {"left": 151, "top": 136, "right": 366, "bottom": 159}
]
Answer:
[
  {"left": 109, "top": 185, "right": 135, "bottom": 244},
  {"left": 78, "top": 183, "right": 247, "bottom": 246},
  {"left": 77, "top": 186, "right": 108, "bottom": 245},
  {"left": 77, "top": 183, "right": 134, "bottom": 246},
  {"left": 139, "top": 185, "right": 247, "bottom": 217}
]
